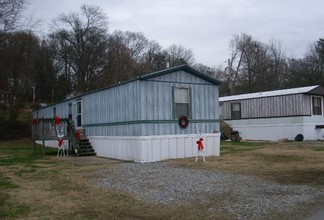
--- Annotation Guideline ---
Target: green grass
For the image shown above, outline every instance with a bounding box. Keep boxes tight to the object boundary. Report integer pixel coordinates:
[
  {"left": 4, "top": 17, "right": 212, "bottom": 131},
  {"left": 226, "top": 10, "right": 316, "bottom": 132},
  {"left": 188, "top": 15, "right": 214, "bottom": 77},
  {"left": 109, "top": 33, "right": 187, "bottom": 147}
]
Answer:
[
  {"left": 0, "top": 174, "right": 19, "bottom": 189},
  {"left": 220, "top": 141, "right": 268, "bottom": 154},
  {"left": 314, "top": 147, "right": 324, "bottom": 151},
  {"left": 0, "top": 149, "right": 48, "bottom": 166},
  {"left": 0, "top": 142, "right": 57, "bottom": 167},
  {"left": 221, "top": 141, "right": 271, "bottom": 147},
  {"left": 257, "top": 154, "right": 307, "bottom": 162},
  {"left": 0, "top": 198, "right": 30, "bottom": 219},
  {"left": 0, "top": 140, "right": 58, "bottom": 219}
]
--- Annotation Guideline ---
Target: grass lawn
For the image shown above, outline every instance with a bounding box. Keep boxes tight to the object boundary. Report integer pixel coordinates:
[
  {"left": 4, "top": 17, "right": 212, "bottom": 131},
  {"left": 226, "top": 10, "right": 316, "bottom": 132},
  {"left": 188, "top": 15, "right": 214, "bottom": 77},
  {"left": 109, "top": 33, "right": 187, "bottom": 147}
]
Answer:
[{"left": 1, "top": 139, "right": 324, "bottom": 219}]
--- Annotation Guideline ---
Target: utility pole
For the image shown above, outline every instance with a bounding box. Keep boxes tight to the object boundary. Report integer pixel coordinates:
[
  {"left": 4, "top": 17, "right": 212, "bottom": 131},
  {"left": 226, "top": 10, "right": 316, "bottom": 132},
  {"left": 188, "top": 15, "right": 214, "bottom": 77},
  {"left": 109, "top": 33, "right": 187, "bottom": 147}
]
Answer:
[{"left": 31, "top": 83, "right": 36, "bottom": 104}]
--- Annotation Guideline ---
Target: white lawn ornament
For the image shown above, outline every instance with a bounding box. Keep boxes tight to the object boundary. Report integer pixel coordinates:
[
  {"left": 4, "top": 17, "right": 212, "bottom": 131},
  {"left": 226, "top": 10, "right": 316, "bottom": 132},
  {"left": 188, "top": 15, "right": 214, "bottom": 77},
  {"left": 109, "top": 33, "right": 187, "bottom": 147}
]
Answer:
[
  {"left": 56, "top": 126, "right": 68, "bottom": 157},
  {"left": 195, "top": 124, "right": 205, "bottom": 163}
]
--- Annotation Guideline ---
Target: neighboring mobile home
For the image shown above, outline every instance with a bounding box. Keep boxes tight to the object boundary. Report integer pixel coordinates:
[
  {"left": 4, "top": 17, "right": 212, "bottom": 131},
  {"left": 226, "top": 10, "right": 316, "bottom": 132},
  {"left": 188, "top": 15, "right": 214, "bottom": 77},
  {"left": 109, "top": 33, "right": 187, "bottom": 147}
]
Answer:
[
  {"left": 219, "top": 85, "right": 324, "bottom": 141},
  {"left": 32, "top": 65, "right": 221, "bottom": 162}
]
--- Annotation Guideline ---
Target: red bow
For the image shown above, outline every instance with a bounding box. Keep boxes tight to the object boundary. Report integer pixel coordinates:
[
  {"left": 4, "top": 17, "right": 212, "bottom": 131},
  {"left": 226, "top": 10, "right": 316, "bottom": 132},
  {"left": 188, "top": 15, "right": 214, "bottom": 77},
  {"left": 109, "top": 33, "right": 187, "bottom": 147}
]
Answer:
[
  {"left": 32, "top": 119, "right": 39, "bottom": 125},
  {"left": 58, "top": 139, "right": 63, "bottom": 148},
  {"left": 196, "top": 138, "right": 204, "bottom": 150},
  {"left": 55, "top": 116, "right": 61, "bottom": 125},
  {"left": 75, "top": 130, "right": 81, "bottom": 140}
]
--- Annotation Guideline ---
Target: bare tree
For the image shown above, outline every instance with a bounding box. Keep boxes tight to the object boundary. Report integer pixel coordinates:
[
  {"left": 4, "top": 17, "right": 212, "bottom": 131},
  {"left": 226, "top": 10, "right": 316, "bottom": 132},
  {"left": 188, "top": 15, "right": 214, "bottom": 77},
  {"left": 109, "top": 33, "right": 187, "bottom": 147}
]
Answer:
[
  {"left": 164, "top": 44, "right": 195, "bottom": 67},
  {"left": 226, "top": 33, "right": 251, "bottom": 95},
  {"left": 268, "top": 38, "right": 287, "bottom": 89},
  {"left": 49, "top": 4, "right": 109, "bottom": 93},
  {"left": 0, "top": 0, "right": 27, "bottom": 31},
  {"left": 193, "top": 63, "right": 224, "bottom": 79},
  {"left": 315, "top": 38, "right": 324, "bottom": 65},
  {"left": 226, "top": 33, "right": 289, "bottom": 94},
  {"left": 105, "top": 30, "right": 150, "bottom": 83},
  {"left": 139, "top": 40, "right": 165, "bottom": 73}
]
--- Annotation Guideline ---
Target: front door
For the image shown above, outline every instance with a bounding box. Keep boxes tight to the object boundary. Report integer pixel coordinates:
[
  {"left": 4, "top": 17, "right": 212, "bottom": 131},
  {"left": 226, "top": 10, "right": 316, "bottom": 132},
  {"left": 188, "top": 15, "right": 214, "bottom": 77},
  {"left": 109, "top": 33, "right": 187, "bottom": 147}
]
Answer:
[{"left": 76, "top": 100, "right": 82, "bottom": 128}]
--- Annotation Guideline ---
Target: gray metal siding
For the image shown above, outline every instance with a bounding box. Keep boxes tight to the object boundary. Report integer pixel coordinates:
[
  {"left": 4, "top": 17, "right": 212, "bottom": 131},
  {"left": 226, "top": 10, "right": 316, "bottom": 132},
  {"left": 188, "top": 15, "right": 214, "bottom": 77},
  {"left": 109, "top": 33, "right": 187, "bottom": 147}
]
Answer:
[
  {"left": 136, "top": 70, "right": 219, "bottom": 135},
  {"left": 33, "top": 69, "right": 220, "bottom": 136},
  {"left": 150, "top": 70, "right": 214, "bottom": 85},
  {"left": 221, "top": 94, "right": 311, "bottom": 120},
  {"left": 83, "top": 82, "right": 140, "bottom": 125},
  {"left": 139, "top": 80, "right": 172, "bottom": 121},
  {"left": 192, "top": 85, "right": 219, "bottom": 120},
  {"left": 33, "top": 100, "right": 77, "bottom": 119}
]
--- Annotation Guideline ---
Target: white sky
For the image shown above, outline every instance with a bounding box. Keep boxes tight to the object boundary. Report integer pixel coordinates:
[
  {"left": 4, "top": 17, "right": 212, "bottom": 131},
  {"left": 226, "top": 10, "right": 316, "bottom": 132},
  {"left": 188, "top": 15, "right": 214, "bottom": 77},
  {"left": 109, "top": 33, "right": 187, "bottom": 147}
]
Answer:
[{"left": 26, "top": 0, "right": 324, "bottom": 67}]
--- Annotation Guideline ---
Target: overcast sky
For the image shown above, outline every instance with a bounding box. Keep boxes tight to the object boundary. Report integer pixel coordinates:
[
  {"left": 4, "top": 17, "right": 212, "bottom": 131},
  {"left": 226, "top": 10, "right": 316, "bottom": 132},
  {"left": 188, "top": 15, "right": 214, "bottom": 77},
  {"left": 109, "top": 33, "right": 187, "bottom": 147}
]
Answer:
[{"left": 26, "top": 0, "right": 324, "bottom": 67}]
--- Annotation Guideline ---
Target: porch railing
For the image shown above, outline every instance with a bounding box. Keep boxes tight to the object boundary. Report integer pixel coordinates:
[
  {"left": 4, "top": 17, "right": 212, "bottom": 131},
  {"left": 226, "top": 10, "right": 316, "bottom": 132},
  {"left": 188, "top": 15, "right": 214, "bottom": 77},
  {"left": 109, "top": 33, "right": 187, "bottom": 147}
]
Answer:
[{"left": 31, "top": 118, "right": 80, "bottom": 155}]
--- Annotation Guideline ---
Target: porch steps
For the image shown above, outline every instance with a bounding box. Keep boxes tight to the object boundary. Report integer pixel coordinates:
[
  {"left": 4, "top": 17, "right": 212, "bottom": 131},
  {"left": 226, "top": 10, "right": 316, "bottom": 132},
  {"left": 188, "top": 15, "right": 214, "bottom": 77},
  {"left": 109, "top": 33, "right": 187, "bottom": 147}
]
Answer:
[
  {"left": 77, "top": 138, "right": 96, "bottom": 156},
  {"left": 221, "top": 120, "right": 233, "bottom": 140}
]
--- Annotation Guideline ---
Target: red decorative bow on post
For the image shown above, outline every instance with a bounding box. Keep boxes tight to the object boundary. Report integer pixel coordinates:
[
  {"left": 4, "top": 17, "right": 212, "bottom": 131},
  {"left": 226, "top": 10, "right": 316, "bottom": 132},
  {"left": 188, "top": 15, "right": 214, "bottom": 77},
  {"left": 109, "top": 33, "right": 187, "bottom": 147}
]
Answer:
[
  {"left": 54, "top": 116, "right": 61, "bottom": 125},
  {"left": 196, "top": 138, "right": 204, "bottom": 150}
]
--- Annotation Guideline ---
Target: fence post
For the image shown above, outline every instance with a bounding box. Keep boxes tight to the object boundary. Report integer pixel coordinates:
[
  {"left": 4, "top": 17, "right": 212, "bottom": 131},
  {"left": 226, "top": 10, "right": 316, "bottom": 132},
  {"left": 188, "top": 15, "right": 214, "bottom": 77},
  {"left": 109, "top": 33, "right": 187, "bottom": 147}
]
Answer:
[{"left": 42, "top": 119, "right": 45, "bottom": 155}]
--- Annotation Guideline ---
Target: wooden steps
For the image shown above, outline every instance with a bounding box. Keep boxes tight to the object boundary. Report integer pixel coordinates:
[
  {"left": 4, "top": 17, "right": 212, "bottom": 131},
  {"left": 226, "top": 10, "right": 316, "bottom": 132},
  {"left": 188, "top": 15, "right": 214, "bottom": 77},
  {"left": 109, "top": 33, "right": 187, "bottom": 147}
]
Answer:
[
  {"left": 67, "top": 119, "right": 96, "bottom": 156},
  {"left": 77, "top": 138, "right": 96, "bottom": 156},
  {"left": 221, "top": 120, "right": 232, "bottom": 140}
]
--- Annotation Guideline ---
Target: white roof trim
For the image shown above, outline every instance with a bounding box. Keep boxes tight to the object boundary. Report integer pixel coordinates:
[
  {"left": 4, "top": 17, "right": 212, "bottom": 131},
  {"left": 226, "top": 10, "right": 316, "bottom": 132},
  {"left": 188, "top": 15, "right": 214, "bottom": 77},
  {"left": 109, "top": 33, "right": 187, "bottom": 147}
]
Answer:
[{"left": 219, "top": 85, "right": 319, "bottom": 102}]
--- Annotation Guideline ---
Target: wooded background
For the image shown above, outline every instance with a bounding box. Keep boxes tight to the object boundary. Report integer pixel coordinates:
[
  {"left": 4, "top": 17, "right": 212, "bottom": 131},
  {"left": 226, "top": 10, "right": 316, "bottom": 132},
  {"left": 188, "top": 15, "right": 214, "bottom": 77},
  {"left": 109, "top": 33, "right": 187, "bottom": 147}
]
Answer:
[{"left": 1, "top": 1, "right": 324, "bottom": 107}]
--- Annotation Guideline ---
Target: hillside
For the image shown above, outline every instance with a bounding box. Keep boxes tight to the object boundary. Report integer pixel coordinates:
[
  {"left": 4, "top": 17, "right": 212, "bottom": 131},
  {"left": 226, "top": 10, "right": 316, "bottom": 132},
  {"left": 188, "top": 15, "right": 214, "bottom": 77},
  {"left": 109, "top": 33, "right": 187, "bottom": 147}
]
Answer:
[{"left": 0, "top": 104, "right": 33, "bottom": 140}]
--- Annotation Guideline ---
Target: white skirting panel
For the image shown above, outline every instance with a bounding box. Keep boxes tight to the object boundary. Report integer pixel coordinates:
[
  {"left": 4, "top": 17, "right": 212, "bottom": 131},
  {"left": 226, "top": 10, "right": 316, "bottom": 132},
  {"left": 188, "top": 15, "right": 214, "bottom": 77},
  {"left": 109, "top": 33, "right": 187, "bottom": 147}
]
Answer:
[
  {"left": 226, "top": 116, "right": 324, "bottom": 141},
  {"left": 89, "top": 133, "right": 220, "bottom": 163}
]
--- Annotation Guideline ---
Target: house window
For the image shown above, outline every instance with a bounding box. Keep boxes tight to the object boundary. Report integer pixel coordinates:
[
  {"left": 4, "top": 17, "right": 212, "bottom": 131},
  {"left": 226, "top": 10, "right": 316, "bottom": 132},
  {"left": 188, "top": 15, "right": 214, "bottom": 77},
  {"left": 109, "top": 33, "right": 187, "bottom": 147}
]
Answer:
[
  {"left": 174, "top": 87, "right": 190, "bottom": 118},
  {"left": 312, "top": 96, "right": 322, "bottom": 115},
  {"left": 231, "top": 102, "right": 241, "bottom": 119}
]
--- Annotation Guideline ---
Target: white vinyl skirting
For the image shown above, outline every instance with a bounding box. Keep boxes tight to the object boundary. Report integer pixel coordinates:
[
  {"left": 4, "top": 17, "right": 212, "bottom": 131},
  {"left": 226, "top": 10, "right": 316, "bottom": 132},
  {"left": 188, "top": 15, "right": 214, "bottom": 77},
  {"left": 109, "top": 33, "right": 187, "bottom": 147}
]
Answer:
[
  {"left": 89, "top": 133, "right": 220, "bottom": 162},
  {"left": 36, "top": 133, "right": 221, "bottom": 162},
  {"left": 225, "top": 116, "right": 324, "bottom": 141}
]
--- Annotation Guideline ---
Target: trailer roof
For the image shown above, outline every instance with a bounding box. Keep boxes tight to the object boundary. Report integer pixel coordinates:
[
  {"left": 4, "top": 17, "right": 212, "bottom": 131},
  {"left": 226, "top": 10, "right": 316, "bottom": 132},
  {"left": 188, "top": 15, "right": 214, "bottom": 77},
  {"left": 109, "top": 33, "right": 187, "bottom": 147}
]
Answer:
[
  {"left": 33, "top": 65, "right": 221, "bottom": 111},
  {"left": 219, "top": 85, "right": 321, "bottom": 102}
]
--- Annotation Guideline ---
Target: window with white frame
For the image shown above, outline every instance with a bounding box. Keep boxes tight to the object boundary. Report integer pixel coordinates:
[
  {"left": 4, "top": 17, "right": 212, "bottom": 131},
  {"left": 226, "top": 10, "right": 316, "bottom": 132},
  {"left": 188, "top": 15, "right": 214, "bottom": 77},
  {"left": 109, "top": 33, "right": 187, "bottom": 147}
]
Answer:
[
  {"left": 174, "top": 87, "right": 190, "bottom": 118},
  {"left": 312, "top": 96, "right": 322, "bottom": 115},
  {"left": 231, "top": 102, "right": 241, "bottom": 119}
]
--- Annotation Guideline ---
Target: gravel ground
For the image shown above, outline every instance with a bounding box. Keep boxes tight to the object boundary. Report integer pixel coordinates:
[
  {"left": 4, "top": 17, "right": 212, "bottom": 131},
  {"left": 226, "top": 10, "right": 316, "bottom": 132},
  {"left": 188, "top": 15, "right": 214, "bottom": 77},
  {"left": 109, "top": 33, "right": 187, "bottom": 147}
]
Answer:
[{"left": 98, "top": 162, "right": 324, "bottom": 219}]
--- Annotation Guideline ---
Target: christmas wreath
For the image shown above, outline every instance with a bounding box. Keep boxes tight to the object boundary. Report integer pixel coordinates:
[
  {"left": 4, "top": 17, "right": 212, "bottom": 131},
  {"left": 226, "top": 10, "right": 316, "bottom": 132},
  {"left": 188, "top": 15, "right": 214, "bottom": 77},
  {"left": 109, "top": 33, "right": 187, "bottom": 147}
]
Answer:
[
  {"left": 32, "top": 119, "right": 39, "bottom": 125},
  {"left": 178, "top": 115, "right": 189, "bottom": 128}
]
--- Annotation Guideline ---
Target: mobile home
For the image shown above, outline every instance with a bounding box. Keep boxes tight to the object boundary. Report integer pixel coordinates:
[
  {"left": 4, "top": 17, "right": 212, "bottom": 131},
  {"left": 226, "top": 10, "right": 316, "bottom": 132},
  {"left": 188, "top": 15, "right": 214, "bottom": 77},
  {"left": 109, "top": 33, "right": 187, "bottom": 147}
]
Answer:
[
  {"left": 33, "top": 65, "right": 221, "bottom": 162},
  {"left": 220, "top": 85, "right": 324, "bottom": 141}
]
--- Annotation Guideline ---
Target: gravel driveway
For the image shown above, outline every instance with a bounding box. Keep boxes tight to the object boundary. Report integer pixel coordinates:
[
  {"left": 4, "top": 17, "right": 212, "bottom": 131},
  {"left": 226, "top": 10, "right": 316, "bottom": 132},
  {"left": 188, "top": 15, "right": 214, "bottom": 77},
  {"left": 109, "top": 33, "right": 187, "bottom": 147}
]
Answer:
[{"left": 98, "top": 162, "right": 324, "bottom": 219}]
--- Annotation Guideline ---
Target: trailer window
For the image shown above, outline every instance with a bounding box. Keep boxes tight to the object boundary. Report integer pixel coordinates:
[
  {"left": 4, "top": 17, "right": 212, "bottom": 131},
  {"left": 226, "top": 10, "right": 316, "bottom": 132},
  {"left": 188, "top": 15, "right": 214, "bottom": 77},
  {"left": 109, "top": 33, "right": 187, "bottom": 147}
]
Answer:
[
  {"left": 174, "top": 87, "right": 190, "bottom": 118},
  {"left": 231, "top": 102, "right": 241, "bottom": 119},
  {"left": 312, "top": 96, "right": 322, "bottom": 115}
]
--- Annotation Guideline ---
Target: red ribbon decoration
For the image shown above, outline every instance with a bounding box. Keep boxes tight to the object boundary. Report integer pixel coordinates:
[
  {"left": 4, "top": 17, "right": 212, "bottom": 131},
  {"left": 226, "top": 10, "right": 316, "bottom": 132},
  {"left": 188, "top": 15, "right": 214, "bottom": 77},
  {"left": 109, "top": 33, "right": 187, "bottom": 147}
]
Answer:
[
  {"left": 55, "top": 116, "right": 61, "bottom": 125},
  {"left": 75, "top": 130, "right": 81, "bottom": 140},
  {"left": 196, "top": 138, "right": 204, "bottom": 150},
  {"left": 58, "top": 139, "right": 63, "bottom": 148},
  {"left": 32, "top": 119, "right": 39, "bottom": 125}
]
